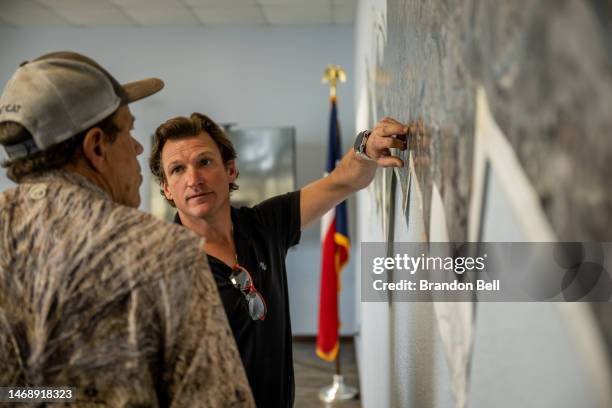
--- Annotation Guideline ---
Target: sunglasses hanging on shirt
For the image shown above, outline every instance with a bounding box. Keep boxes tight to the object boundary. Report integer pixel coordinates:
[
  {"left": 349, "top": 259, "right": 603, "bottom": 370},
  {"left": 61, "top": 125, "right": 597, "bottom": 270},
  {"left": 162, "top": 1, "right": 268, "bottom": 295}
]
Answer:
[{"left": 230, "top": 263, "right": 267, "bottom": 321}]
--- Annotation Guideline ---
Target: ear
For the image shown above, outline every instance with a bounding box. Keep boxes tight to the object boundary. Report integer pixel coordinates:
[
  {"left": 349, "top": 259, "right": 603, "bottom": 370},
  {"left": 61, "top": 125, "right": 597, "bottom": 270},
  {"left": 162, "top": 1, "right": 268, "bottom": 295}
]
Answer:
[
  {"left": 226, "top": 159, "right": 237, "bottom": 182},
  {"left": 81, "top": 127, "right": 108, "bottom": 171},
  {"left": 161, "top": 179, "right": 174, "bottom": 201}
]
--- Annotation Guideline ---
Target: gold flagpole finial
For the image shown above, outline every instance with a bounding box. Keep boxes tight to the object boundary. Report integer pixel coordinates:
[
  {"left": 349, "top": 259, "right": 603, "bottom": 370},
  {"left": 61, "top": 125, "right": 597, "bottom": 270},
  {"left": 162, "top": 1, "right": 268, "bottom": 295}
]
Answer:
[{"left": 322, "top": 65, "right": 346, "bottom": 100}]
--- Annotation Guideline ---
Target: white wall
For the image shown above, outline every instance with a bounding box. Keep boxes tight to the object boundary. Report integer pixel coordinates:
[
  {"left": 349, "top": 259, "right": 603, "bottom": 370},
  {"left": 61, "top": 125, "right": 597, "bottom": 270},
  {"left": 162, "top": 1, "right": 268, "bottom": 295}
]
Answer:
[{"left": 0, "top": 24, "right": 356, "bottom": 335}]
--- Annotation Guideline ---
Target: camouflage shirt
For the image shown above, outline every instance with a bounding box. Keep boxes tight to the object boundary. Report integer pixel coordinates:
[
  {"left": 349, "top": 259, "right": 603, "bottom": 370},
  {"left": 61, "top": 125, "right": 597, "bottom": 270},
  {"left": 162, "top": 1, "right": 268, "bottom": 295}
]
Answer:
[{"left": 0, "top": 171, "right": 254, "bottom": 407}]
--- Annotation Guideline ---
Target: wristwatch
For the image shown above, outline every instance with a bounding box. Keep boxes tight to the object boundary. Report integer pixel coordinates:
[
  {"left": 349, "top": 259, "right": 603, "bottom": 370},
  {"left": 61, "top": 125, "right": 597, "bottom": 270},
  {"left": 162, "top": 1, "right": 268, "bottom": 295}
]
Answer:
[{"left": 354, "top": 130, "right": 374, "bottom": 161}]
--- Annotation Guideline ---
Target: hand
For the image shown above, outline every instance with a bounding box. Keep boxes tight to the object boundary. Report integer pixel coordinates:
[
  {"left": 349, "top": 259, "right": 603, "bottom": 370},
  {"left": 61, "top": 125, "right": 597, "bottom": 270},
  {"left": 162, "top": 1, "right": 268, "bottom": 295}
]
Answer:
[{"left": 365, "top": 117, "right": 409, "bottom": 167}]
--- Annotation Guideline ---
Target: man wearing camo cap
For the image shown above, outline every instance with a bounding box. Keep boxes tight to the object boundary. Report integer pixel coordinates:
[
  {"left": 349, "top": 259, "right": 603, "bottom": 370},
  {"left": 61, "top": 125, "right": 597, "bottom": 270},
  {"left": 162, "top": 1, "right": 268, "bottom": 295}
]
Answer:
[{"left": 0, "top": 51, "right": 254, "bottom": 407}]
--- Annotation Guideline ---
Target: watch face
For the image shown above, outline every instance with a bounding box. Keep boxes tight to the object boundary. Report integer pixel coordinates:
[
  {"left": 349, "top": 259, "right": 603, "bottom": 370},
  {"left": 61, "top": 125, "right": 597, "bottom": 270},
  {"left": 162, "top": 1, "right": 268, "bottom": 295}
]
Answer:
[
  {"left": 354, "top": 132, "right": 364, "bottom": 151},
  {"left": 354, "top": 130, "right": 370, "bottom": 153},
  {"left": 354, "top": 131, "right": 374, "bottom": 160}
]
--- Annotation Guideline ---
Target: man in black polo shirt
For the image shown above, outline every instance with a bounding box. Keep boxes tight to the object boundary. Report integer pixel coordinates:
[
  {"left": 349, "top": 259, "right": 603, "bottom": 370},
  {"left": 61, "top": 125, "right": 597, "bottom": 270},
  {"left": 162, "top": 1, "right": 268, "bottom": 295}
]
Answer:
[{"left": 150, "top": 112, "right": 407, "bottom": 407}]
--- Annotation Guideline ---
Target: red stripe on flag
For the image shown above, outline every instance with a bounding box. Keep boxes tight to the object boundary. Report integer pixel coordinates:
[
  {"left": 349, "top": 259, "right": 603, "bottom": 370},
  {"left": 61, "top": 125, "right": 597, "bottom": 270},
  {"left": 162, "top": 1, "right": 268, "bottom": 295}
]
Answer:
[{"left": 317, "top": 218, "right": 342, "bottom": 361}]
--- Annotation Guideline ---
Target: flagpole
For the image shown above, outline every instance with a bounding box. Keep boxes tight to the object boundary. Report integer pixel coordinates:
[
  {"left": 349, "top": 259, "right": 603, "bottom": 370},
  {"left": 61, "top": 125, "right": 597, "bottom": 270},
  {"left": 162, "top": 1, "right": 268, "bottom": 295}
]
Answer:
[
  {"left": 336, "top": 340, "right": 341, "bottom": 375},
  {"left": 318, "top": 64, "right": 358, "bottom": 403}
]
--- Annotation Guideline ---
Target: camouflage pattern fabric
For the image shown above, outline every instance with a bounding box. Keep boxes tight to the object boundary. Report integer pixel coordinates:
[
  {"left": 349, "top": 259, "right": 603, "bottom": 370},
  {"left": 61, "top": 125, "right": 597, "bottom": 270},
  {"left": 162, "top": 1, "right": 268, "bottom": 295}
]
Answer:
[{"left": 0, "top": 171, "right": 254, "bottom": 407}]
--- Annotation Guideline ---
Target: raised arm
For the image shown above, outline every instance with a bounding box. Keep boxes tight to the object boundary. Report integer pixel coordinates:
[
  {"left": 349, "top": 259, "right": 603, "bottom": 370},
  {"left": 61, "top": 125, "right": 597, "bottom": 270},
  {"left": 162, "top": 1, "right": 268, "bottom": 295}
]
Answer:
[{"left": 300, "top": 117, "right": 408, "bottom": 229}]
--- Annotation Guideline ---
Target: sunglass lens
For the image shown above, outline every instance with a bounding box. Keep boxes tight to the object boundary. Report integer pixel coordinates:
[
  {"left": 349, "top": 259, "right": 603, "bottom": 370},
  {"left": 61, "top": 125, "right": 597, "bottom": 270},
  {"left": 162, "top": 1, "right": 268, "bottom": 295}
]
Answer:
[
  {"left": 230, "top": 268, "right": 251, "bottom": 291},
  {"left": 247, "top": 292, "right": 267, "bottom": 320}
]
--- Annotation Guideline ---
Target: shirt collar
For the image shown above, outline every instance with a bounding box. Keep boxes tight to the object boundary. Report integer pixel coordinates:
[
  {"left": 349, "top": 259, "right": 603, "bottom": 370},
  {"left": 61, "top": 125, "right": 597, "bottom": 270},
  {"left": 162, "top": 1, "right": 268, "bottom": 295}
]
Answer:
[
  {"left": 24, "top": 170, "right": 111, "bottom": 201},
  {"left": 173, "top": 212, "right": 182, "bottom": 225},
  {"left": 173, "top": 207, "right": 254, "bottom": 244},
  {"left": 173, "top": 207, "right": 242, "bottom": 227}
]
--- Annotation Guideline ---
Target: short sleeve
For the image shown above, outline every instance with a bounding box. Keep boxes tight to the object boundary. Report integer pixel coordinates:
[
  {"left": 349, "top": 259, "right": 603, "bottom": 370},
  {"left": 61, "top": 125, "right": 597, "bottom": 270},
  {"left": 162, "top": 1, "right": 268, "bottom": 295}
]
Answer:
[{"left": 251, "top": 190, "right": 301, "bottom": 252}]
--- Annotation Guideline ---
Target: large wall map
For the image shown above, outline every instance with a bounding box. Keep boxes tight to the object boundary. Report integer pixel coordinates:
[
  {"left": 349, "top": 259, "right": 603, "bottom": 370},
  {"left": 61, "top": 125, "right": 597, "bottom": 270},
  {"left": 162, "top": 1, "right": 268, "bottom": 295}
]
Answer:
[
  {"left": 368, "top": 2, "right": 612, "bottom": 405},
  {"left": 375, "top": 0, "right": 612, "bottom": 242}
]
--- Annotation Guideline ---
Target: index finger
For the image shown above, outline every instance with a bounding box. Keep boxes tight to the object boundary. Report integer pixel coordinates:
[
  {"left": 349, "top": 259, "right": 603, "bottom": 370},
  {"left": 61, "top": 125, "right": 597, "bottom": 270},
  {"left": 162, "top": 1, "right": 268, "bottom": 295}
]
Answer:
[{"left": 376, "top": 122, "right": 409, "bottom": 137}]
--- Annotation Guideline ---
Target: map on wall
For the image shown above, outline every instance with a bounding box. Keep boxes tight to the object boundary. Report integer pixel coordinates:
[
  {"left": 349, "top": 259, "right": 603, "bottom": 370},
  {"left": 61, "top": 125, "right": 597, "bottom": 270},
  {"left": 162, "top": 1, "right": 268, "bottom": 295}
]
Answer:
[
  {"left": 375, "top": 0, "right": 612, "bottom": 242},
  {"left": 367, "top": 0, "right": 612, "bottom": 406}
]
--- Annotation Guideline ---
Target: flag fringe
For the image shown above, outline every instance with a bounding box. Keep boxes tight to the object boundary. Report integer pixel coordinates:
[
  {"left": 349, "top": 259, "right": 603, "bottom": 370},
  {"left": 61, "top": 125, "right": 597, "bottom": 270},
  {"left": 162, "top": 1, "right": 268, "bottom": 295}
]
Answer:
[{"left": 316, "top": 340, "right": 340, "bottom": 362}]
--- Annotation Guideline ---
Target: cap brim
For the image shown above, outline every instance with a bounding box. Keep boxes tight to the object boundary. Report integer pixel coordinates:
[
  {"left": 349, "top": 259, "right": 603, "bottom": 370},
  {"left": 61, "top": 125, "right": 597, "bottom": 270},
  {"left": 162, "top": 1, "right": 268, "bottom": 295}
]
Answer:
[{"left": 122, "top": 78, "right": 164, "bottom": 103}]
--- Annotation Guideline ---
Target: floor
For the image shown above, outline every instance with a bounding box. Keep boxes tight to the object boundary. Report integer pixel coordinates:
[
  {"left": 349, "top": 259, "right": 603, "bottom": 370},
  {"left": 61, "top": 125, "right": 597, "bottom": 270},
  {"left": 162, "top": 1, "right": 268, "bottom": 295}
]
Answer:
[{"left": 293, "top": 339, "right": 361, "bottom": 408}]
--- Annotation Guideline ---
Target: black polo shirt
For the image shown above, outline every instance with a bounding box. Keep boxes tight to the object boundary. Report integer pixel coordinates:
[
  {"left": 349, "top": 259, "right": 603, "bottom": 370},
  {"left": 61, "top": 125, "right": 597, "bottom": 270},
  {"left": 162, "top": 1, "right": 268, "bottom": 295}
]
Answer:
[{"left": 175, "top": 191, "right": 301, "bottom": 408}]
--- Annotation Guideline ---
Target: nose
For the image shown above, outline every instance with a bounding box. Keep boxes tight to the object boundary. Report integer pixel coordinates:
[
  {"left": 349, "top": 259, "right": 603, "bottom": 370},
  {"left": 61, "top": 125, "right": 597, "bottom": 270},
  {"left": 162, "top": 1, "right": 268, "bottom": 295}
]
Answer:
[
  {"left": 133, "top": 137, "right": 144, "bottom": 156},
  {"left": 186, "top": 165, "right": 203, "bottom": 187}
]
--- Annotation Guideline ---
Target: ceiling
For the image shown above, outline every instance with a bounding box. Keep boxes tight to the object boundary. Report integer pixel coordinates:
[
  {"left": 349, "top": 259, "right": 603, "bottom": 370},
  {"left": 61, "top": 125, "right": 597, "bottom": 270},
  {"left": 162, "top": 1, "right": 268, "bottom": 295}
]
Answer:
[{"left": 0, "top": 0, "right": 357, "bottom": 27}]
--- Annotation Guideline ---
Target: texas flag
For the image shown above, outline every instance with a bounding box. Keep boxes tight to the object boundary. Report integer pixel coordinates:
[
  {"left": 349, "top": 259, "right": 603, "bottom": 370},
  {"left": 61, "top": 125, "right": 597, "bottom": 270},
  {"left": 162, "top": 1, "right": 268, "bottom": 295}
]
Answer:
[{"left": 316, "top": 95, "right": 350, "bottom": 362}]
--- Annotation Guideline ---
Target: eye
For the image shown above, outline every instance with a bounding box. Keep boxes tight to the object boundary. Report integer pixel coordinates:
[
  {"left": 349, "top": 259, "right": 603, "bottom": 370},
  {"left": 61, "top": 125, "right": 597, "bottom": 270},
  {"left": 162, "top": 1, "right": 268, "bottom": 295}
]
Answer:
[
  {"left": 199, "top": 158, "right": 212, "bottom": 166},
  {"left": 170, "top": 165, "right": 184, "bottom": 175}
]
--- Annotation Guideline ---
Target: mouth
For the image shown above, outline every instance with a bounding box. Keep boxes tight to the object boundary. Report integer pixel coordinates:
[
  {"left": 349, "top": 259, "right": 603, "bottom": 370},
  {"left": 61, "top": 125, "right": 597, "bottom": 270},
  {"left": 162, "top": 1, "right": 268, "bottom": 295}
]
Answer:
[{"left": 186, "top": 192, "right": 212, "bottom": 201}]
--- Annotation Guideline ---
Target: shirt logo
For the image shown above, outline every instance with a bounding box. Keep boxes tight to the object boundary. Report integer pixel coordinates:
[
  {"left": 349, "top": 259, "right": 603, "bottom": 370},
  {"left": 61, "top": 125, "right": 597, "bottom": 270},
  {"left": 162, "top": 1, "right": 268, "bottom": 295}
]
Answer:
[
  {"left": 0, "top": 104, "right": 21, "bottom": 114},
  {"left": 259, "top": 261, "right": 267, "bottom": 271}
]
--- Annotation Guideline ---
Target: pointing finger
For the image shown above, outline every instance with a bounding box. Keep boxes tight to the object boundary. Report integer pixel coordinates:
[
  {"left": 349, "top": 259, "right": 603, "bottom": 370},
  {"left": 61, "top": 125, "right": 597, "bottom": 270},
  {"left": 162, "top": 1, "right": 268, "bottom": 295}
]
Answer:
[{"left": 376, "top": 155, "right": 404, "bottom": 168}]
